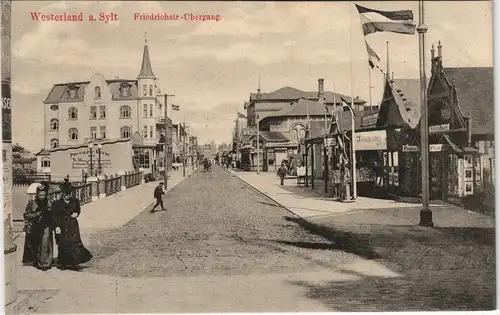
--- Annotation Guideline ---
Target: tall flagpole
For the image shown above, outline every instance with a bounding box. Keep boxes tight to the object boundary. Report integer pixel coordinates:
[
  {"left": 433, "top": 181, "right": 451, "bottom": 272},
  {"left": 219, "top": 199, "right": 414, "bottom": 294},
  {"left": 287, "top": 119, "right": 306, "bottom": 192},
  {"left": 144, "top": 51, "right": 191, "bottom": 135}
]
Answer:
[
  {"left": 349, "top": 4, "right": 357, "bottom": 200},
  {"left": 368, "top": 67, "right": 373, "bottom": 113},
  {"left": 417, "top": 0, "right": 433, "bottom": 226}
]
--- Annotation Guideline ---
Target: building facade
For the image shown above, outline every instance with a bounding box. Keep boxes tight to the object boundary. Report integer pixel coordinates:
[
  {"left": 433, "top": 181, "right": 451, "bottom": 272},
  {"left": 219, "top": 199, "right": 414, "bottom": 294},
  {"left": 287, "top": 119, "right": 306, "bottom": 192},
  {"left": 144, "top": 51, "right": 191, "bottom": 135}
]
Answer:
[{"left": 42, "top": 39, "right": 173, "bottom": 176}]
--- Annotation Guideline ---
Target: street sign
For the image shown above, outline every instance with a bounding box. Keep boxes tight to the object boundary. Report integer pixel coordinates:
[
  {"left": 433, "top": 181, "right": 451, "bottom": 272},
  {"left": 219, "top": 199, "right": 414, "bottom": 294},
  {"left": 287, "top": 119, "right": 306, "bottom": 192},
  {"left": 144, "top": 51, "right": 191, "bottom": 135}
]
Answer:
[
  {"left": 429, "top": 144, "right": 445, "bottom": 152},
  {"left": 402, "top": 145, "right": 420, "bottom": 152},
  {"left": 429, "top": 124, "right": 450, "bottom": 133}
]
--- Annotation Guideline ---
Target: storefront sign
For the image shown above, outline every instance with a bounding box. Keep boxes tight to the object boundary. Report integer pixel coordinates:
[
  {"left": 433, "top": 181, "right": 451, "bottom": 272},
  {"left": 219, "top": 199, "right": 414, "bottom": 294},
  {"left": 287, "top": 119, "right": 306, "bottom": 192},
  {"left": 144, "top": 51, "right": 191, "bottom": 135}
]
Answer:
[
  {"left": 2, "top": 80, "right": 12, "bottom": 142},
  {"left": 402, "top": 145, "right": 419, "bottom": 152},
  {"left": 242, "top": 128, "right": 257, "bottom": 136},
  {"left": 429, "top": 144, "right": 445, "bottom": 152},
  {"left": 50, "top": 140, "right": 133, "bottom": 181},
  {"left": 355, "top": 130, "right": 387, "bottom": 151},
  {"left": 361, "top": 113, "right": 378, "bottom": 127},
  {"left": 429, "top": 124, "right": 450, "bottom": 133}
]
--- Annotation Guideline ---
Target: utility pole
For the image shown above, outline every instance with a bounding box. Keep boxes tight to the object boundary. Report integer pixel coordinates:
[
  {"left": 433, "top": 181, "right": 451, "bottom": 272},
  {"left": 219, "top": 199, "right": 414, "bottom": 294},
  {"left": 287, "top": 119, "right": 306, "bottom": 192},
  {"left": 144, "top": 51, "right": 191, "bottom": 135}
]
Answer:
[
  {"left": 256, "top": 114, "right": 260, "bottom": 174},
  {"left": 417, "top": 0, "right": 433, "bottom": 227},
  {"left": 183, "top": 119, "right": 186, "bottom": 177},
  {"left": 164, "top": 94, "right": 174, "bottom": 189}
]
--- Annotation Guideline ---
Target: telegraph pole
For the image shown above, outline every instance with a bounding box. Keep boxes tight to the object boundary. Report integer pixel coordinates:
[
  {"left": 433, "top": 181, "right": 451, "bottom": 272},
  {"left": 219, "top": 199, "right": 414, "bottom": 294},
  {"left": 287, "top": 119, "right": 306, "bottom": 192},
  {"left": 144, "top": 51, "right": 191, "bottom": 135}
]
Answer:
[
  {"left": 164, "top": 93, "right": 174, "bottom": 189},
  {"left": 417, "top": 0, "right": 433, "bottom": 227}
]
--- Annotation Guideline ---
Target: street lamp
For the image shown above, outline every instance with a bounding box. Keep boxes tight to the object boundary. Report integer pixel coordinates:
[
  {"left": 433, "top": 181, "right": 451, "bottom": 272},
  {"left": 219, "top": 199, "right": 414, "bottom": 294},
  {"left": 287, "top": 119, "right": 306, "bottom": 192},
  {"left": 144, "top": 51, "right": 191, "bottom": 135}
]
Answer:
[
  {"left": 88, "top": 142, "right": 94, "bottom": 176},
  {"left": 97, "top": 143, "right": 102, "bottom": 175}
]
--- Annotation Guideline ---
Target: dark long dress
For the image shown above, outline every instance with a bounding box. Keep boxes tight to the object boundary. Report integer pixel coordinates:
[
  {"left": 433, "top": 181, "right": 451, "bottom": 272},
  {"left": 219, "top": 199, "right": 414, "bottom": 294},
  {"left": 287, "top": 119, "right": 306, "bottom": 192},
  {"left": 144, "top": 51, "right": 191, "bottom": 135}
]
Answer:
[
  {"left": 22, "top": 199, "right": 54, "bottom": 270},
  {"left": 51, "top": 197, "right": 92, "bottom": 267}
]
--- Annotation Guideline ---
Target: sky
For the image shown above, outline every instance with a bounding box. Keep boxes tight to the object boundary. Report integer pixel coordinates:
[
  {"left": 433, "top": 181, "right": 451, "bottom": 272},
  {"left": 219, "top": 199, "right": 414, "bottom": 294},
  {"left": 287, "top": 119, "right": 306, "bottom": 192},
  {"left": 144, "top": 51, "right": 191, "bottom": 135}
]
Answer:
[{"left": 11, "top": 1, "right": 493, "bottom": 152}]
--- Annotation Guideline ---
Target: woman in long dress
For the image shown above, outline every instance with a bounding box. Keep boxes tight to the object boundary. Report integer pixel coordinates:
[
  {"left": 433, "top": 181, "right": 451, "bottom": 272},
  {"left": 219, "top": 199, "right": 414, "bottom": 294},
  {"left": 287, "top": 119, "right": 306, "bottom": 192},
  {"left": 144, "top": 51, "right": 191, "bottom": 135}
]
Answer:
[
  {"left": 52, "top": 187, "right": 92, "bottom": 270},
  {"left": 22, "top": 186, "right": 54, "bottom": 271}
]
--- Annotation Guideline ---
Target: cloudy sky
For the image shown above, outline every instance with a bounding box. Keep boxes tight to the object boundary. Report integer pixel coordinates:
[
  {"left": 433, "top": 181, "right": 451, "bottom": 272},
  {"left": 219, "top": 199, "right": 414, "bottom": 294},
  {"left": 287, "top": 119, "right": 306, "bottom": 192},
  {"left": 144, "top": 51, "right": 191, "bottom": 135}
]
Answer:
[{"left": 11, "top": 1, "right": 492, "bottom": 151}]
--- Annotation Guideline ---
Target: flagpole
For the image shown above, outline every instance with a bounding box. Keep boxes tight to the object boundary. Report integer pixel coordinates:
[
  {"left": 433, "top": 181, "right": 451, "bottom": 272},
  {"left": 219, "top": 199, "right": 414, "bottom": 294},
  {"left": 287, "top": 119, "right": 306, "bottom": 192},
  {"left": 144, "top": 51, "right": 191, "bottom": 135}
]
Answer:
[
  {"left": 256, "top": 113, "right": 260, "bottom": 174},
  {"left": 368, "top": 67, "right": 373, "bottom": 113},
  {"left": 417, "top": 0, "right": 433, "bottom": 226},
  {"left": 349, "top": 4, "right": 357, "bottom": 200}
]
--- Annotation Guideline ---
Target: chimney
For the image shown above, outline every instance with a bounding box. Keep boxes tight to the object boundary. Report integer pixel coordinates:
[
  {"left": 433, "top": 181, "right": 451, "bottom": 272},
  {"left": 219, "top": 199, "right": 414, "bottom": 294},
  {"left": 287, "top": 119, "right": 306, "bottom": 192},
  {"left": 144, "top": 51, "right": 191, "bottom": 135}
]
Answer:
[
  {"left": 318, "top": 78, "right": 324, "bottom": 99},
  {"left": 438, "top": 41, "right": 442, "bottom": 58},
  {"left": 431, "top": 44, "right": 435, "bottom": 60}
]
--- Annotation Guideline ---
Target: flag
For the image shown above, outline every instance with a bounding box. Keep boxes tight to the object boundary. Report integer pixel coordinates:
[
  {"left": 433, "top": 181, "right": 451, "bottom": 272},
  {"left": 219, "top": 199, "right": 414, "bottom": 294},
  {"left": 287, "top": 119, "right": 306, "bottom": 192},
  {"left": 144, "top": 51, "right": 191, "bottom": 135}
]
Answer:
[
  {"left": 341, "top": 97, "right": 356, "bottom": 117},
  {"left": 355, "top": 4, "right": 416, "bottom": 36},
  {"left": 237, "top": 112, "right": 246, "bottom": 118},
  {"left": 365, "top": 40, "right": 380, "bottom": 69},
  {"left": 172, "top": 104, "right": 180, "bottom": 111}
]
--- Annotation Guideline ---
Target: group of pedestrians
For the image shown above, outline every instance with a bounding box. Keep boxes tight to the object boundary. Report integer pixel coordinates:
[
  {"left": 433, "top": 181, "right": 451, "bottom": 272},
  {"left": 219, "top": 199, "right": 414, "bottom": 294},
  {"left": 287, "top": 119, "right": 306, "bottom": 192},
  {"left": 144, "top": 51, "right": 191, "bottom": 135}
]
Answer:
[{"left": 22, "top": 180, "right": 92, "bottom": 271}]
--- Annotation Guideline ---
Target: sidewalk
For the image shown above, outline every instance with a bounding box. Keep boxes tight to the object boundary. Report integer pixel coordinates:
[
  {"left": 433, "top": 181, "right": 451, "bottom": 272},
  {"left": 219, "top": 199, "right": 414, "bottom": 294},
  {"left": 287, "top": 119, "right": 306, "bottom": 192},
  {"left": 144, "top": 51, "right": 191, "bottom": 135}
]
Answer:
[
  {"left": 229, "top": 170, "right": 445, "bottom": 220},
  {"left": 77, "top": 167, "right": 195, "bottom": 233}
]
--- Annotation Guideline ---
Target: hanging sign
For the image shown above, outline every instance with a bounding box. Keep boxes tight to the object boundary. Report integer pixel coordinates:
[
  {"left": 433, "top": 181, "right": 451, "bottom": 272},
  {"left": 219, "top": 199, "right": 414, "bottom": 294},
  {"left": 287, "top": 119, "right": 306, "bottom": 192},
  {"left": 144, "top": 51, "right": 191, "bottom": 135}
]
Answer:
[
  {"left": 429, "top": 144, "right": 446, "bottom": 152},
  {"left": 361, "top": 113, "right": 378, "bottom": 127},
  {"left": 2, "top": 80, "right": 12, "bottom": 142},
  {"left": 429, "top": 124, "right": 450, "bottom": 133},
  {"left": 402, "top": 145, "right": 420, "bottom": 152},
  {"left": 324, "top": 137, "right": 336, "bottom": 147},
  {"left": 355, "top": 130, "right": 387, "bottom": 151}
]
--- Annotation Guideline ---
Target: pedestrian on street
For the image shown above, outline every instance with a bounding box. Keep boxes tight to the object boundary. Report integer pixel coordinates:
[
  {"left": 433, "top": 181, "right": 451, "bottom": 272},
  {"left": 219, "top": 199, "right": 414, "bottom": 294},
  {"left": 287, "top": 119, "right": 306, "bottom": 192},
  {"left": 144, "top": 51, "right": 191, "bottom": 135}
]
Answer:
[
  {"left": 151, "top": 182, "right": 166, "bottom": 212},
  {"left": 277, "top": 162, "right": 287, "bottom": 186}
]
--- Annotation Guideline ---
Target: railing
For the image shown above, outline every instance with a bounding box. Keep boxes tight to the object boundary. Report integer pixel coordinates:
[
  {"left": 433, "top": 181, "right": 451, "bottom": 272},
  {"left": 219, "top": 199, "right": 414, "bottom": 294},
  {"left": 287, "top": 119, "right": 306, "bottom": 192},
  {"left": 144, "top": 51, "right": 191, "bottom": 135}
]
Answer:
[
  {"left": 125, "top": 171, "right": 141, "bottom": 188},
  {"left": 74, "top": 183, "right": 92, "bottom": 205},
  {"left": 104, "top": 175, "right": 121, "bottom": 196}
]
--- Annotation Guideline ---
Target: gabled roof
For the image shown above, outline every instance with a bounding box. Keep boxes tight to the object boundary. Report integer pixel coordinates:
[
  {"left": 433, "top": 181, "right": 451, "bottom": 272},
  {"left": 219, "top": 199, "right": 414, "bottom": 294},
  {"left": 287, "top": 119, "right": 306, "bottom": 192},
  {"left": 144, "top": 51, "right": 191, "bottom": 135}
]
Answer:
[
  {"left": 43, "top": 79, "right": 139, "bottom": 104},
  {"left": 137, "top": 44, "right": 155, "bottom": 79},
  {"left": 249, "top": 131, "right": 289, "bottom": 142},
  {"left": 377, "top": 77, "right": 424, "bottom": 129},
  {"left": 254, "top": 102, "right": 290, "bottom": 112},
  {"left": 444, "top": 67, "right": 494, "bottom": 135},
  {"left": 264, "top": 98, "right": 327, "bottom": 119},
  {"left": 250, "top": 86, "right": 366, "bottom": 104}
]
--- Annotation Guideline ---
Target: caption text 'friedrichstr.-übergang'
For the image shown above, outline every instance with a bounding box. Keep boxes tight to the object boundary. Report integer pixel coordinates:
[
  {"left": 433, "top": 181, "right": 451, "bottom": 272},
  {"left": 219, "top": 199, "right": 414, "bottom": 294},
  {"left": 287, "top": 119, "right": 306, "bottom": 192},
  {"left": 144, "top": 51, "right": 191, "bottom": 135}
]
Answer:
[{"left": 30, "top": 12, "right": 223, "bottom": 23}]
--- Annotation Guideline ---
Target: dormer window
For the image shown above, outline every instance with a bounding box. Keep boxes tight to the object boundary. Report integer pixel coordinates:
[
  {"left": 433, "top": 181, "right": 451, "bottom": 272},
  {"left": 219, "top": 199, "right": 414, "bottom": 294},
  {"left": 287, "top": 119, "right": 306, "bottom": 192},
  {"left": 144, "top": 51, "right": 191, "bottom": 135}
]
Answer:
[
  {"left": 68, "top": 85, "right": 78, "bottom": 99},
  {"left": 94, "top": 86, "right": 102, "bottom": 99},
  {"left": 119, "top": 82, "right": 131, "bottom": 97}
]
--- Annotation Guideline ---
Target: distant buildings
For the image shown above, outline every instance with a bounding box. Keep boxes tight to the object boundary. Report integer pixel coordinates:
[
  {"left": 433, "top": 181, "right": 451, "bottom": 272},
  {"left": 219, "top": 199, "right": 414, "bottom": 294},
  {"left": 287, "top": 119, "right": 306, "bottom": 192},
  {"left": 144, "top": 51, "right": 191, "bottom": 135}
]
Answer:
[{"left": 238, "top": 79, "right": 367, "bottom": 172}]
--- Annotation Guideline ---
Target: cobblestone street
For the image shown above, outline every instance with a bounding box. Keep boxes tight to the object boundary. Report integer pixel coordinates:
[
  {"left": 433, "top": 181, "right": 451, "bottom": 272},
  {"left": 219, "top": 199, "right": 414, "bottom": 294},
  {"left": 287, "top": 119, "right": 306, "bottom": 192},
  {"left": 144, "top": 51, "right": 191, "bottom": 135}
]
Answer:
[{"left": 85, "top": 166, "right": 360, "bottom": 278}]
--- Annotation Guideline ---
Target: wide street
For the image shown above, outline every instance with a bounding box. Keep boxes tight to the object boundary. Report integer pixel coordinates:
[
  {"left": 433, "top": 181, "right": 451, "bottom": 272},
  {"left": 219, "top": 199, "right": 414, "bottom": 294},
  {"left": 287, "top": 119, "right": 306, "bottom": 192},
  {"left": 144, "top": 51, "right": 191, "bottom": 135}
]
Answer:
[{"left": 14, "top": 165, "right": 495, "bottom": 313}]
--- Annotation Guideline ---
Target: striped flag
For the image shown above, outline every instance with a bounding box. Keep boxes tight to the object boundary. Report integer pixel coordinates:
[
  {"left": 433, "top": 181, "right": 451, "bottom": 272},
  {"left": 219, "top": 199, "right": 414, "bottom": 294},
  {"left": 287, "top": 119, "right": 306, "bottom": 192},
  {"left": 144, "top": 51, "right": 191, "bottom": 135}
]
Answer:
[
  {"left": 355, "top": 4, "right": 416, "bottom": 36},
  {"left": 341, "top": 97, "right": 356, "bottom": 117},
  {"left": 366, "top": 40, "right": 380, "bottom": 69},
  {"left": 172, "top": 104, "right": 180, "bottom": 111}
]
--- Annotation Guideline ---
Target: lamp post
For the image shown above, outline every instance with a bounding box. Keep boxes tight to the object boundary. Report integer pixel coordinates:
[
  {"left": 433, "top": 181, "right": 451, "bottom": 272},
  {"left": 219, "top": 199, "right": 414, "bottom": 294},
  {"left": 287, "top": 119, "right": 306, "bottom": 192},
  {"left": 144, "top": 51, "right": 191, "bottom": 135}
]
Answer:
[
  {"left": 256, "top": 114, "right": 260, "bottom": 174},
  {"left": 97, "top": 143, "right": 102, "bottom": 175},
  {"left": 88, "top": 142, "right": 94, "bottom": 176},
  {"left": 163, "top": 93, "right": 174, "bottom": 189},
  {"left": 417, "top": 0, "right": 433, "bottom": 227}
]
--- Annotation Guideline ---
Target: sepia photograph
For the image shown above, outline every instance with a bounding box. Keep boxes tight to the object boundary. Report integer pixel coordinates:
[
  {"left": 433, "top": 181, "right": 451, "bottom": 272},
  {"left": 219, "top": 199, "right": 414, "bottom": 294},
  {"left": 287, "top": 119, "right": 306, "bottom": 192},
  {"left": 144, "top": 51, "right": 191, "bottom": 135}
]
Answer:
[{"left": 1, "top": 0, "right": 495, "bottom": 313}]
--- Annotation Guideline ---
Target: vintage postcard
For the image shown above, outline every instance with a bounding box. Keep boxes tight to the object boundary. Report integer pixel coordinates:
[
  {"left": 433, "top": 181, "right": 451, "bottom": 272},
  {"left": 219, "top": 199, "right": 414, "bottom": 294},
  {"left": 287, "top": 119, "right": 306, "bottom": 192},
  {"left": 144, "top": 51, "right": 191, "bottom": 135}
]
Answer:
[{"left": 2, "top": 0, "right": 495, "bottom": 313}]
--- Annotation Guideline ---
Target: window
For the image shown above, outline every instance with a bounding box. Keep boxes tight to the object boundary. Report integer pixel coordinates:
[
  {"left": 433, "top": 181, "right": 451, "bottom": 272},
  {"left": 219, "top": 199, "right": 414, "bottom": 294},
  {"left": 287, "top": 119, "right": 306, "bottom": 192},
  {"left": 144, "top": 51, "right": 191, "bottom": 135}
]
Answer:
[
  {"left": 143, "top": 104, "right": 148, "bottom": 117},
  {"left": 149, "top": 104, "right": 153, "bottom": 117},
  {"left": 290, "top": 130, "right": 298, "bottom": 142},
  {"left": 120, "top": 126, "right": 131, "bottom": 139},
  {"left": 149, "top": 125, "right": 153, "bottom": 138},
  {"left": 68, "top": 86, "right": 78, "bottom": 99},
  {"left": 120, "top": 83, "right": 131, "bottom": 97},
  {"left": 143, "top": 125, "right": 148, "bottom": 138},
  {"left": 149, "top": 85, "right": 153, "bottom": 96},
  {"left": 100, "top": 126, "right": 106, "bottom": 139},
  {"left": 465, "top": 169, "right": 473, "bottom": 179},
  {"left": 50, "top": 138, "right": 59, "bottom": 148},
  {"left": 49, "top": 118, "right": 59, "bottom": 131},
  {"left": 133, "top": 149, "right": 150, "bottom": 169},
  {"left": 68, "top": 107, "right": 78, "bottom": 120},
  {"left": 41, "top": 158, "right": 50, "bottom": 168},
  {"left": 50, "top": 105, "right": 59, "bottom": 111},
  {"left": 90, "top": 106, "right": 97, "bottom": 120},
  {"left": 143, "top": 85, "right": 147, "bottom": 96},
  {"left": 298, "top": 129, "right": 306, "bottom": 141},
  {"left": 99, "top": 105, "right": 106, "bottom": 119},
  {"left": 90, "top": 127, "right": 97, "bottom": 139},
  {"left": 94, "top": 86, "right": 101, "bottom": 99},
  {"left": 120, "top": 105, "right": 131, "bottom": 118},
  {"left": 68, "top": 128, "right": 79, "bottom": 140}
]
